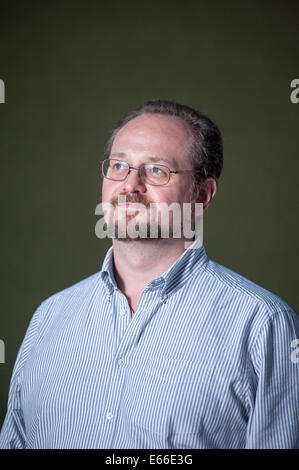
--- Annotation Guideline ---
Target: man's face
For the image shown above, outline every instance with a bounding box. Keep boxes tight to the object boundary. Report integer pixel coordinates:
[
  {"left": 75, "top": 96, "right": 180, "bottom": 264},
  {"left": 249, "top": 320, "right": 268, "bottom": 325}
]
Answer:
[{"left": 101, "top": 113, "right": 194, "bottom": 240}]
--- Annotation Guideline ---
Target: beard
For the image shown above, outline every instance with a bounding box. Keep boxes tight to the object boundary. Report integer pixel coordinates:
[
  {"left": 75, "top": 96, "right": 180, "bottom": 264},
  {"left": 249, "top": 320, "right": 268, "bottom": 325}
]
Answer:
[
  {"left": 103, "top": 193, "right": 196, "bottom": 242},
  {"left": 104, "top": 193, "right": 159, "bottom": 241}
]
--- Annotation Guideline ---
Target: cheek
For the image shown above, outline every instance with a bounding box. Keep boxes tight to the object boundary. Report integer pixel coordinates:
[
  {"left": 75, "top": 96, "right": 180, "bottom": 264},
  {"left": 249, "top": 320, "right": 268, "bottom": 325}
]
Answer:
[
  {"left": 102, "top": 180, "right": 115, "bottom": 202},
  {"left": 164, "top": 186, "right": 191, "bottom": 205},
  {"left": 179, "top": 180, "right": 192, "bottom": 203}
]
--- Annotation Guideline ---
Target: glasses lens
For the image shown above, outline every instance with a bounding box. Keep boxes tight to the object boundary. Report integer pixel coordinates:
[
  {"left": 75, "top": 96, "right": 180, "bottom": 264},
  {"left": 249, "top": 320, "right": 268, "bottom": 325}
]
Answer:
[
  {"left": 103, "top": 159, "right": 129, "bottom": 180},
  {"left": 142, "top": 164, "right": 170, "bottom": 185}
]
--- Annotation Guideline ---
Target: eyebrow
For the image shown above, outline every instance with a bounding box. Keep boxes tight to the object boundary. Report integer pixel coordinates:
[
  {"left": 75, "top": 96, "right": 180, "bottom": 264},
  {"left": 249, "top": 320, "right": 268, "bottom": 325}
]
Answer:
[{"left": 110, "top": 153, "right": 174, "bottom": 166}]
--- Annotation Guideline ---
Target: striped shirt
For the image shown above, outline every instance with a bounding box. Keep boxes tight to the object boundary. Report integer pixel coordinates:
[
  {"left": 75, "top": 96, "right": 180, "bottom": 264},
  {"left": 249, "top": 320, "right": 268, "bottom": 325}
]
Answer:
[{"left": 0, "top": 239, "right": 298, "bottom": 449}]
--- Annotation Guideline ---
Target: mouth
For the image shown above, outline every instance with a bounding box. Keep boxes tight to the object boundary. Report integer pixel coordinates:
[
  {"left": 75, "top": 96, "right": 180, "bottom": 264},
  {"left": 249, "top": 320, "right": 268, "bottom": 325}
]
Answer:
[
  {"left": 117, "top": 202, "right": 147, "bottom": 210},
  {"left": 117, "top": 202, "right": 145, "bottom": 209},
  {"left": 114, "top": 202, "right": 150, "bottom": 219}
]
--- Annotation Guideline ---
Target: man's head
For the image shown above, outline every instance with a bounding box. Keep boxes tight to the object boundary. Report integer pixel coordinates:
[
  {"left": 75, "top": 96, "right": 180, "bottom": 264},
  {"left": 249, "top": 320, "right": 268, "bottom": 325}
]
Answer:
[
  {"left": 101, "top": 99, "right": 223, "bottom": 241},
  {"left": 104, "top": 100, "right": 223, "bottom": 201}
]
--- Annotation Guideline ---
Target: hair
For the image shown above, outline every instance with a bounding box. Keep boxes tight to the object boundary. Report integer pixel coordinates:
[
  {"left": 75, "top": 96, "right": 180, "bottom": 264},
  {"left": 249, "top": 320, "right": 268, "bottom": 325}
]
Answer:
[{"left": 104, "top": 99, "right": 223, "bottom": 198}]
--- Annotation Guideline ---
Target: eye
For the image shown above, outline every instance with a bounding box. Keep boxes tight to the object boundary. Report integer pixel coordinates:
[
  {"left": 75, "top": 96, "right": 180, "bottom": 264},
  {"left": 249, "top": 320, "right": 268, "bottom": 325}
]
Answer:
[
  {"left": 149, "top": 165, "right": 164, "bottom": 175},
  {"left": 112, "top": 161, "right": 127, "bottom": 171}
]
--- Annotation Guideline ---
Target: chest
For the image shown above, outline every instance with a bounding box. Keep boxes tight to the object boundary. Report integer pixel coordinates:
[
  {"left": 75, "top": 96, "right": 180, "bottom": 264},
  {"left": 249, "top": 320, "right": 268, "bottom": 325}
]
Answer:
[{"left": 21, "top": 289, "right": 249, "bottom": 448}]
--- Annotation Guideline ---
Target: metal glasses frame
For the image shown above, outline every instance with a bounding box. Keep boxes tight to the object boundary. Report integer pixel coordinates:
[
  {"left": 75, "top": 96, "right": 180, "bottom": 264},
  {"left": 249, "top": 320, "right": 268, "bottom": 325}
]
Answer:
[{"left": 101, "top": 158, "right": 193, "bottom": 186}]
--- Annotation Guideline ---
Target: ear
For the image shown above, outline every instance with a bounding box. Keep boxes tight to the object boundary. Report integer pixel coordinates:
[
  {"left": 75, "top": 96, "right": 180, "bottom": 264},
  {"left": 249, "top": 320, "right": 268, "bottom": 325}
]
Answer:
[{"left": 192, "top": 177, "right": 217, "bottom": 213}]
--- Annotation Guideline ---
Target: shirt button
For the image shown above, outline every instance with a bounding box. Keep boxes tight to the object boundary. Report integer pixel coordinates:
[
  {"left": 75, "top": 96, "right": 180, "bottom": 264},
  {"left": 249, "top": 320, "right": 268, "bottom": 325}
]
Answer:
[
  {"left": 120, "top": 308, "right": 126, "bottom": 317},
  {"left": 106, "top": 411, "right": 113, "bottom": 420},
  {"left": 117, "top": 358, "right": 125, "bottom": 367}
]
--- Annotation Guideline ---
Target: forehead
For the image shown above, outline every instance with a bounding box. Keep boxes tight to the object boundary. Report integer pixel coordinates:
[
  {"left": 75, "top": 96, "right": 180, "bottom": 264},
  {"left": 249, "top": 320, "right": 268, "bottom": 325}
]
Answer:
[{"left": 110, "top": 114, "right": 192, "bottom": 166}]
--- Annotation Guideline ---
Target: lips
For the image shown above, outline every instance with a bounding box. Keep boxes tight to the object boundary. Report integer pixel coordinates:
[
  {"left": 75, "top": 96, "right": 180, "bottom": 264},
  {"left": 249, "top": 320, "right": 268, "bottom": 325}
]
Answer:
[
  {"left": 116, "top": 203, "right": 148, "bottom": 217},
  {"left": 111, "top": 194, "right": 151, "bottom": 209},
  {"left": 117, "top": 202, "right": 145, "bottom": 208}
]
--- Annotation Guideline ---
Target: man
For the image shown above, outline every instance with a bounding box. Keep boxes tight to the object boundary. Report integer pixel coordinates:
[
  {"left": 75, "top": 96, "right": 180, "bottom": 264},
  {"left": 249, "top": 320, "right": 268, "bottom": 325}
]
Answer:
[{"left": 1, "top": 100, "right": 298, "bottom": 449}]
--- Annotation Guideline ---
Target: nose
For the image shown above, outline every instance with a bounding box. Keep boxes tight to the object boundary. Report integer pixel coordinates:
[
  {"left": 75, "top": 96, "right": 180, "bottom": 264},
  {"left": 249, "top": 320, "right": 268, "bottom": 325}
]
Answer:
[{"left": 121, "top": 168, "right": 146, "bottom": 193}]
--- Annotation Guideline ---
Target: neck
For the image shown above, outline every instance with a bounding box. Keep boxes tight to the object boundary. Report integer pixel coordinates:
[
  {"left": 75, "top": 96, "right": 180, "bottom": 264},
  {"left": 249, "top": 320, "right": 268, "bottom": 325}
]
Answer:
[{"left": 112, "top": 238, "right": 188, "bottom": 310}]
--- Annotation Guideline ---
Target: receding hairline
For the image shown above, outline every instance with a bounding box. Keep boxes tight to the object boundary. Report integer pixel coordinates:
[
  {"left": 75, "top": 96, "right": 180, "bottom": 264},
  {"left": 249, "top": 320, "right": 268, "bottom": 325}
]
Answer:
[{"left": 111, "top": 112, "right": 194, "bottom": 142}]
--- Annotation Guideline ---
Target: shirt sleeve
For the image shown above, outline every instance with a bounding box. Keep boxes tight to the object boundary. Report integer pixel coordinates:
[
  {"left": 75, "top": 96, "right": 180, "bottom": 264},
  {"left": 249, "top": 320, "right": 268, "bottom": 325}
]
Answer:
[
  {"left": 245, "top": 306, "right": 299, "bottom": 449},
  {"left": 0, "top": 304, "right": 43, "bottom": 449}
]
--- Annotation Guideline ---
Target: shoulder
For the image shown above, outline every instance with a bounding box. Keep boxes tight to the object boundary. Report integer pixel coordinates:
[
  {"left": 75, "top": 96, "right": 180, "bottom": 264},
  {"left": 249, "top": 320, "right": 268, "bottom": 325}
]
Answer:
[
  {"left": 195, "top": 258, "right": 299, "bottom": 373},
  {"left": 44, "top": 271, "right": 102, "bottom": 302},
  {"left": 38, "top": 271, "right": 103, "bottom": 316},
  {"left": 197, "top": 258, "right": 299, "bottom": 350},
  {"left": 10, "top": 271, "right": 105, "bottom": 378},
  {"left": 202, "top": 258, "right": 293, "bottom": 317},
  {"left": 24, "top": 271, "right": 104, "bottom": 338}
]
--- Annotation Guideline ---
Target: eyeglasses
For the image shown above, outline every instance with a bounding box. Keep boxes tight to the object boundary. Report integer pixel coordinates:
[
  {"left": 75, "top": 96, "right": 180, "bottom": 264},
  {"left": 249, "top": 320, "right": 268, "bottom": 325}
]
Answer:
[{"left": 101, "top": 158, "right": 193, "bottom": 186}]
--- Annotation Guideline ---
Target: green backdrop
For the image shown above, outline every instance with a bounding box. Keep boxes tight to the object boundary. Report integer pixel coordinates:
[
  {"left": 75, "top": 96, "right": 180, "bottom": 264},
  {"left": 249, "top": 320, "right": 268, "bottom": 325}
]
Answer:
[{"left": 0, "top": 0, "right": 298, "bottom": 427}]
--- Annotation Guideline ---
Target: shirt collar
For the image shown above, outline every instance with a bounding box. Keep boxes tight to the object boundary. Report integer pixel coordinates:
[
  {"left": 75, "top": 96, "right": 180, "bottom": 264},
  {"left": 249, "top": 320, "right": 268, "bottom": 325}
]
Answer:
[
  {"left": 100, "top": 238, "right": 208, "bottom": 298},
  {"left": 100, "top": 245, "right": 117, "bottom": 296}
]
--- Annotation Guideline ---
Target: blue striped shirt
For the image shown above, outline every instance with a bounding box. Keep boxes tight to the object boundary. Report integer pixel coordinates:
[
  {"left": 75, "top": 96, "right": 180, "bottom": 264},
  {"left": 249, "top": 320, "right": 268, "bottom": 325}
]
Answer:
[{"left": 1, "top": 240, "right": 299, "bottom": 449}]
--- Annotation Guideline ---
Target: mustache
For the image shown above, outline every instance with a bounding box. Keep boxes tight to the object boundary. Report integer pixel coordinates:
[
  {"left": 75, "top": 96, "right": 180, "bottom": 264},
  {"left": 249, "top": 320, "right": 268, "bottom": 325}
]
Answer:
[{"left": 111, "top": 193, "right": 151, "bottom": 208}]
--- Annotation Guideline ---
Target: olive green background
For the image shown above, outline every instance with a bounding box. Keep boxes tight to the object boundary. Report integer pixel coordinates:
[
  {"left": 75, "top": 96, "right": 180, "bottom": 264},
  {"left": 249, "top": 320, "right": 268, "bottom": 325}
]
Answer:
[{"left": 0, "top": 0, "right": 298, "bottom": 427}]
